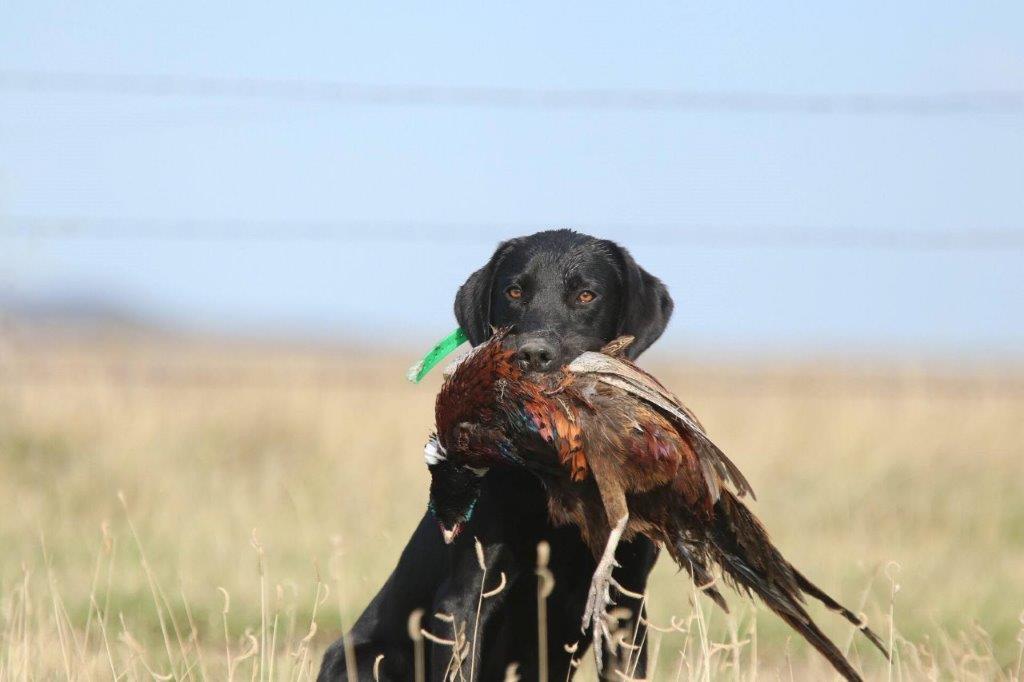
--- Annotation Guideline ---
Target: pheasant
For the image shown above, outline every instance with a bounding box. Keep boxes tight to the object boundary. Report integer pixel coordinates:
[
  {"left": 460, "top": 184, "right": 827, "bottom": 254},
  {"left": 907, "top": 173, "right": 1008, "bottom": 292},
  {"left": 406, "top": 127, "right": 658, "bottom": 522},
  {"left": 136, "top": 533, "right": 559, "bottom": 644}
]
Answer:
[{"left": 425, "top": 328, "right": 887, "bottom": 680}]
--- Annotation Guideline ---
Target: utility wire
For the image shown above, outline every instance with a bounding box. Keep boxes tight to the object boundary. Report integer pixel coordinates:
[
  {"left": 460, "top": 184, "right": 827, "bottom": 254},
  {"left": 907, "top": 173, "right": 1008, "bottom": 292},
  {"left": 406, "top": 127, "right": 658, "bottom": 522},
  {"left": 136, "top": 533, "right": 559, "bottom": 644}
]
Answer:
[
  {"left": 2, "top": 215, "right": 1022, "bottom": 251},
  {"left": 3, "top": 70, "right": 1024, "bottom": 115}
]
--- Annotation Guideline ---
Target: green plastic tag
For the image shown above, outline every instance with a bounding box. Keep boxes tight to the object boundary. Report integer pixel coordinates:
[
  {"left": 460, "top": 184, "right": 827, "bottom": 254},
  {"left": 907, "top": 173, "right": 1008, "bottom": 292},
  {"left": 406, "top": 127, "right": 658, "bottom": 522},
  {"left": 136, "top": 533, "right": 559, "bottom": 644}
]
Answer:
[{"left": 406, "top": 327, "right": 469, "bottom": 383}]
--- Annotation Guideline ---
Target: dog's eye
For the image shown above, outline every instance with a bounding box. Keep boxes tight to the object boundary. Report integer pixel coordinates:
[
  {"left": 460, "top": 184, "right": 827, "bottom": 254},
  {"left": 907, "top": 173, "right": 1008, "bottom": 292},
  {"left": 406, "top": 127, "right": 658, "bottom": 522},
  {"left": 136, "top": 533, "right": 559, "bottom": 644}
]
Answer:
[
  {"left": 576, "top": 290, "right": 596, "bottom": 304},
  {"left": 506, "top": 286, "right": 523, "bottom": 300}
]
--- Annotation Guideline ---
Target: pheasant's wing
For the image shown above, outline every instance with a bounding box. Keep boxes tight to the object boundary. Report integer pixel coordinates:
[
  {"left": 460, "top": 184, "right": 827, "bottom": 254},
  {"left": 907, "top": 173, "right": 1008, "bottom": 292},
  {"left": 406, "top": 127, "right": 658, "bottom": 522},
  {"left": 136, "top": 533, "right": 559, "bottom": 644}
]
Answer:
[
  {"left": 568, "top": 352, "right": 755, "bottom": 500},
  {"left": 568, "top": 352, "right": 703, "bottom": 426}
]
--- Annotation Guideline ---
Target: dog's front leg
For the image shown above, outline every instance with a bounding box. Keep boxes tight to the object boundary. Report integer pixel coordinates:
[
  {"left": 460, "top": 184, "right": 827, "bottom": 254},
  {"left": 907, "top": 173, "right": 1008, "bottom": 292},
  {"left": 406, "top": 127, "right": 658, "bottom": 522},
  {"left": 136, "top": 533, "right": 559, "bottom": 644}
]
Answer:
[{"left": 427, "top": 530, "right": 524, "bottom": 681}]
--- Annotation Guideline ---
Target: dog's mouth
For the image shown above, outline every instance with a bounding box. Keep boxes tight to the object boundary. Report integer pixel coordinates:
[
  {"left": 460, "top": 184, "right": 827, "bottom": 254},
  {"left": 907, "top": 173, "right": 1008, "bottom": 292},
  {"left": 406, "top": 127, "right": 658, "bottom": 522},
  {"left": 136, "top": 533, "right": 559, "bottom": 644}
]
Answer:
[{"left": 499, "top": 327, "right": 610, "bottom": 374}]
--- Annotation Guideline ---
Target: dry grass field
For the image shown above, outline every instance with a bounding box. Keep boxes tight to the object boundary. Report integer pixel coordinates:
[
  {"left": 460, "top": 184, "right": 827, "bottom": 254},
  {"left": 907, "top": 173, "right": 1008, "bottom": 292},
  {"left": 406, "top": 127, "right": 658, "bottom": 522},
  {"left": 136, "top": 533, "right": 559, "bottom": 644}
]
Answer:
[{"left": 1, "top": 329, "right": 1022, "bottom": 680}]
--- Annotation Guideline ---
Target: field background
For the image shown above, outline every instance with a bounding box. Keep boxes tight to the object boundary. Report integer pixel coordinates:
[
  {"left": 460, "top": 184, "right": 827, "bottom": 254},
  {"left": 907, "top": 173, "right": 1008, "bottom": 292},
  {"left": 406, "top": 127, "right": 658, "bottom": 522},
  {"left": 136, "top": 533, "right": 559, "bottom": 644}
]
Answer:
[
  {"left": 5, "top": 4, "right": 1024, "bottom": 679},
  {"left": 2, "top": 328, "right": 1021, "bottom": 680}
]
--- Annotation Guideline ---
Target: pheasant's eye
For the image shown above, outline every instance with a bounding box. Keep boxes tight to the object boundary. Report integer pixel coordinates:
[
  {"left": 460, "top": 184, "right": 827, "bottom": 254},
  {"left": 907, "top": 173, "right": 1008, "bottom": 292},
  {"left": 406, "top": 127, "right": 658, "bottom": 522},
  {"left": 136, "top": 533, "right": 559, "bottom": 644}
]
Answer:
[
  {"left": 576, "top": 290, "right": 596, "bottom": 304},
  {"left": 506, "top": 286, "right": 523, "bottom": 300}
]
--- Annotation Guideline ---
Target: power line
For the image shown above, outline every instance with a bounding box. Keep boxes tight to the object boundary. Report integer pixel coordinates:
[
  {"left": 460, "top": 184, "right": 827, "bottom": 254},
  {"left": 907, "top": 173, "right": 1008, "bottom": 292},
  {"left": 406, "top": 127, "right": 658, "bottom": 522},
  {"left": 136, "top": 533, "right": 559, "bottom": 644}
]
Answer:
[
  {"left": 2, "top": 70, "right": 1023, "bottom": 115},
  {"left": 2, "top": 215, "right": 1022, "bottom": 251}
]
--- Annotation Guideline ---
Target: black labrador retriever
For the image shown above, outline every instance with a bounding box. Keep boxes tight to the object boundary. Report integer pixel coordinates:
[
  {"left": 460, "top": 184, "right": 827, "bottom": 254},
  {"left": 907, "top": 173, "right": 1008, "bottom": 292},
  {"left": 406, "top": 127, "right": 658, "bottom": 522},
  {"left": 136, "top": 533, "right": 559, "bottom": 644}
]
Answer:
[{"left": 319, "top": 229, "right": 674, "bottom": 681}]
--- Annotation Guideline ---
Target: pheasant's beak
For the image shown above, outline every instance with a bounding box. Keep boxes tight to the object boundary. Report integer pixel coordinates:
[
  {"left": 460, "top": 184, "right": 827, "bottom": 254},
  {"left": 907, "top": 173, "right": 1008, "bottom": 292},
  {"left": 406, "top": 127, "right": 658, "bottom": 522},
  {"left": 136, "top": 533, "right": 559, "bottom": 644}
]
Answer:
[{"left": 441, "top": 523, "right": 462, "bottom": 545}]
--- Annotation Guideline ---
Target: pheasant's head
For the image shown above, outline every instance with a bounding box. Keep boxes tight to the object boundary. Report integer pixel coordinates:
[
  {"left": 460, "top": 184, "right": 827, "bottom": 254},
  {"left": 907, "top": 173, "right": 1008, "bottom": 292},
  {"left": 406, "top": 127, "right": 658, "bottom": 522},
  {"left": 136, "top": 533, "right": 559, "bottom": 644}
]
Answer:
[{"left": 424, "top": 435, "right": 486, "bottom": 544}]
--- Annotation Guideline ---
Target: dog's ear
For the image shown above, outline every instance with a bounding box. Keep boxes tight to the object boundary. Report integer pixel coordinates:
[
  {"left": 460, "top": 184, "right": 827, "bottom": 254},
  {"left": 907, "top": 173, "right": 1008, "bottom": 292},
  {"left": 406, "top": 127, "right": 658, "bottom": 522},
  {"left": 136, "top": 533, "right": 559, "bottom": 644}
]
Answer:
[
  {"left": 607, "top": 243, "right": 674, "bottom": 359},
  {"left": 453, "top": 240, "right": 517, "bottom": 346}
]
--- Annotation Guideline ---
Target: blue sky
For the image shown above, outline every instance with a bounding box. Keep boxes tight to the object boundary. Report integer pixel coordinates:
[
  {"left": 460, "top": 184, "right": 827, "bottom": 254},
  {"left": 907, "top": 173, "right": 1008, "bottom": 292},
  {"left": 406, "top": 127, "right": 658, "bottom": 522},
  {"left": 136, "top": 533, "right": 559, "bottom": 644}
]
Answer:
[{"left": 1, "top": 3, "right": 1022, "bottom": 355}]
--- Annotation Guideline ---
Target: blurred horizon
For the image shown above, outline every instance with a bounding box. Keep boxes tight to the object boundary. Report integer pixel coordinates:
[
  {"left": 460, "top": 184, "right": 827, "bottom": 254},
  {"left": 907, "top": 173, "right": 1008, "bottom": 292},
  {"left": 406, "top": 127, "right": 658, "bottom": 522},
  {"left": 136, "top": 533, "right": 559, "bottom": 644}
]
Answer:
[{"left": 2, "top": 2, "right": 1023, "bottom": 358}]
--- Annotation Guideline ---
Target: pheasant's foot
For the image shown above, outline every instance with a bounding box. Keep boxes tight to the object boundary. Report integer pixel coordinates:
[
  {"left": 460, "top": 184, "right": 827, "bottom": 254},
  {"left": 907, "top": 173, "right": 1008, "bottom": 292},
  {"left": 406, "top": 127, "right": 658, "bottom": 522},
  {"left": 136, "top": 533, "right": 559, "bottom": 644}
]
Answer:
[{"left": 581, "top": 514, "right": 629, "bottom": 673}]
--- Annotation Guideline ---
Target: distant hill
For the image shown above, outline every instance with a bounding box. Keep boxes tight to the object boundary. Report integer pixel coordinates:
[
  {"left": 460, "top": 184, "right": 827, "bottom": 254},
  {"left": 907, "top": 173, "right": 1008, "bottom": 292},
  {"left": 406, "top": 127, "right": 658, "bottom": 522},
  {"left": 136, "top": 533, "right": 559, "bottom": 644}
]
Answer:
[{"left": 0, "top": 292, "right": 162, "bottom": 338}]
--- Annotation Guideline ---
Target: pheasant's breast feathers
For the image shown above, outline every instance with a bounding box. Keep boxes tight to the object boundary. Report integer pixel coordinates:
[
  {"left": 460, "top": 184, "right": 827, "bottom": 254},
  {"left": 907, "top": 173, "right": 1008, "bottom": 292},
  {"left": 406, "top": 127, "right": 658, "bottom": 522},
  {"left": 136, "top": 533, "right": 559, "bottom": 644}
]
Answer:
[{"left": 521, "top": 389, "right": 588, "bottom": 481}]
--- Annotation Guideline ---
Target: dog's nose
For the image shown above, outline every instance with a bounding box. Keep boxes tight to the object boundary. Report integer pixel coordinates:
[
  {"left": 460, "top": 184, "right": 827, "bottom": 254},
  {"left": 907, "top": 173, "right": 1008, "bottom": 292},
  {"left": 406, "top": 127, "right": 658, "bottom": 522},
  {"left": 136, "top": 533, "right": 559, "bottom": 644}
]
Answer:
[{"left": 517, "top": 339, "right": 558, "bottom": 372}]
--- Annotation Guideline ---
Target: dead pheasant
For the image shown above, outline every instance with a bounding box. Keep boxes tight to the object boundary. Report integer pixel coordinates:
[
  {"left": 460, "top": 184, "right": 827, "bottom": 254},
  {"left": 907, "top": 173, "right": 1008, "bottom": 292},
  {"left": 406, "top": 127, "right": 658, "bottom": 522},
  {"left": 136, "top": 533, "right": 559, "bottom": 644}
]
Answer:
[{"left": 425, "top": 328, "right": 888, "bottom": 680}]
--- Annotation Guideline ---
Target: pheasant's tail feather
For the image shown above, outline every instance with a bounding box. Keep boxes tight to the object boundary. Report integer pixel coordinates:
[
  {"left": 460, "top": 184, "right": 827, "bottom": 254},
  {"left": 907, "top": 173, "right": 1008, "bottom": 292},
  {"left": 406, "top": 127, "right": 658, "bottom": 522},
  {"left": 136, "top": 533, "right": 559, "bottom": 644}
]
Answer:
[
  {"left": 692, "top": 436, "right": 756, "bottom": 500},
  {"left": 707, "top": 491, "right": 885, "bottom": 681},
  {"left": 667, "top": 537, "right": 729, "bottom": 613},
  {"left": 792, "top": 570, "right": 890, "bottom": 659},
  {"left": 770, "top": 602, "right": 866, "bottom": 682}
]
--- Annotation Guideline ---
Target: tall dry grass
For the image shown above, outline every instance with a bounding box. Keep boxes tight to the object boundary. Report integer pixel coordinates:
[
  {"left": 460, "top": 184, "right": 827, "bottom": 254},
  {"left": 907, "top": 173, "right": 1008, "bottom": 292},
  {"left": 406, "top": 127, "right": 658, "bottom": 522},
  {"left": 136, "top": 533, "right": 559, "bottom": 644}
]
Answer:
[{"left": 1, "top": 330, "right": 1022, "bottom": 680}]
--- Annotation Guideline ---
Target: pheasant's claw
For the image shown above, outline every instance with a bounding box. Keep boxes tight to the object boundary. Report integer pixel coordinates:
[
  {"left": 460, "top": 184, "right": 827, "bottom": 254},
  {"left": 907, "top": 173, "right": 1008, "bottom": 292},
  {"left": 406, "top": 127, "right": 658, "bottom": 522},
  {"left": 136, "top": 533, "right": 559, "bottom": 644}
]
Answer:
[
  {"left": 582, "top": 557, "right": 621, "bottom": 672},
  {"left": 581, "top": 514, "right": 630, "bottom": 673}
]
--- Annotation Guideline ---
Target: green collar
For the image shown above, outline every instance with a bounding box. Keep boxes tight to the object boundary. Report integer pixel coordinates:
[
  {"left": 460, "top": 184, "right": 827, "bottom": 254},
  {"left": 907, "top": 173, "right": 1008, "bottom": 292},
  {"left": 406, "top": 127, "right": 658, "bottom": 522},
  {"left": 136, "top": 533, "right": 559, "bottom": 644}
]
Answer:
[{"left": 406, "top": 327, "right": 469, "bottom": 383}]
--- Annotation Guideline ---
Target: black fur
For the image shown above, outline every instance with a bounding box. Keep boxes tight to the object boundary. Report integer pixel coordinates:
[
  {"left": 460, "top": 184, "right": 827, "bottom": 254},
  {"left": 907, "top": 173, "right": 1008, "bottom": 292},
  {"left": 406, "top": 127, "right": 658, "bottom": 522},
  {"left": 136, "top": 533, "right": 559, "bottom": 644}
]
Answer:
[{"left": 319, "top": 229, "right": 673, "bottom": 681}]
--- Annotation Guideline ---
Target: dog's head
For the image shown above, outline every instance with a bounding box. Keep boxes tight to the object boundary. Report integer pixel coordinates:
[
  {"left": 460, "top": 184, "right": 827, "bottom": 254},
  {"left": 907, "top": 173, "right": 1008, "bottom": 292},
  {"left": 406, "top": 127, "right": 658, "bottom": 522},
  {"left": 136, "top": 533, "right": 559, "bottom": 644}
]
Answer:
[{"left": 453, "top": 229, "right": 673, "bottom": 370}]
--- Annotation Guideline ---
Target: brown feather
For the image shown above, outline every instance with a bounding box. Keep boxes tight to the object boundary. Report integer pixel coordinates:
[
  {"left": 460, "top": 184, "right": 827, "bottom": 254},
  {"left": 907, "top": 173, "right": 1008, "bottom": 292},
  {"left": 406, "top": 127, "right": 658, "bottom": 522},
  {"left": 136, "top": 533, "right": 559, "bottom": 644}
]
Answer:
[{"left": 433, "top": 332, "right": 889, "bottom": 680}]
